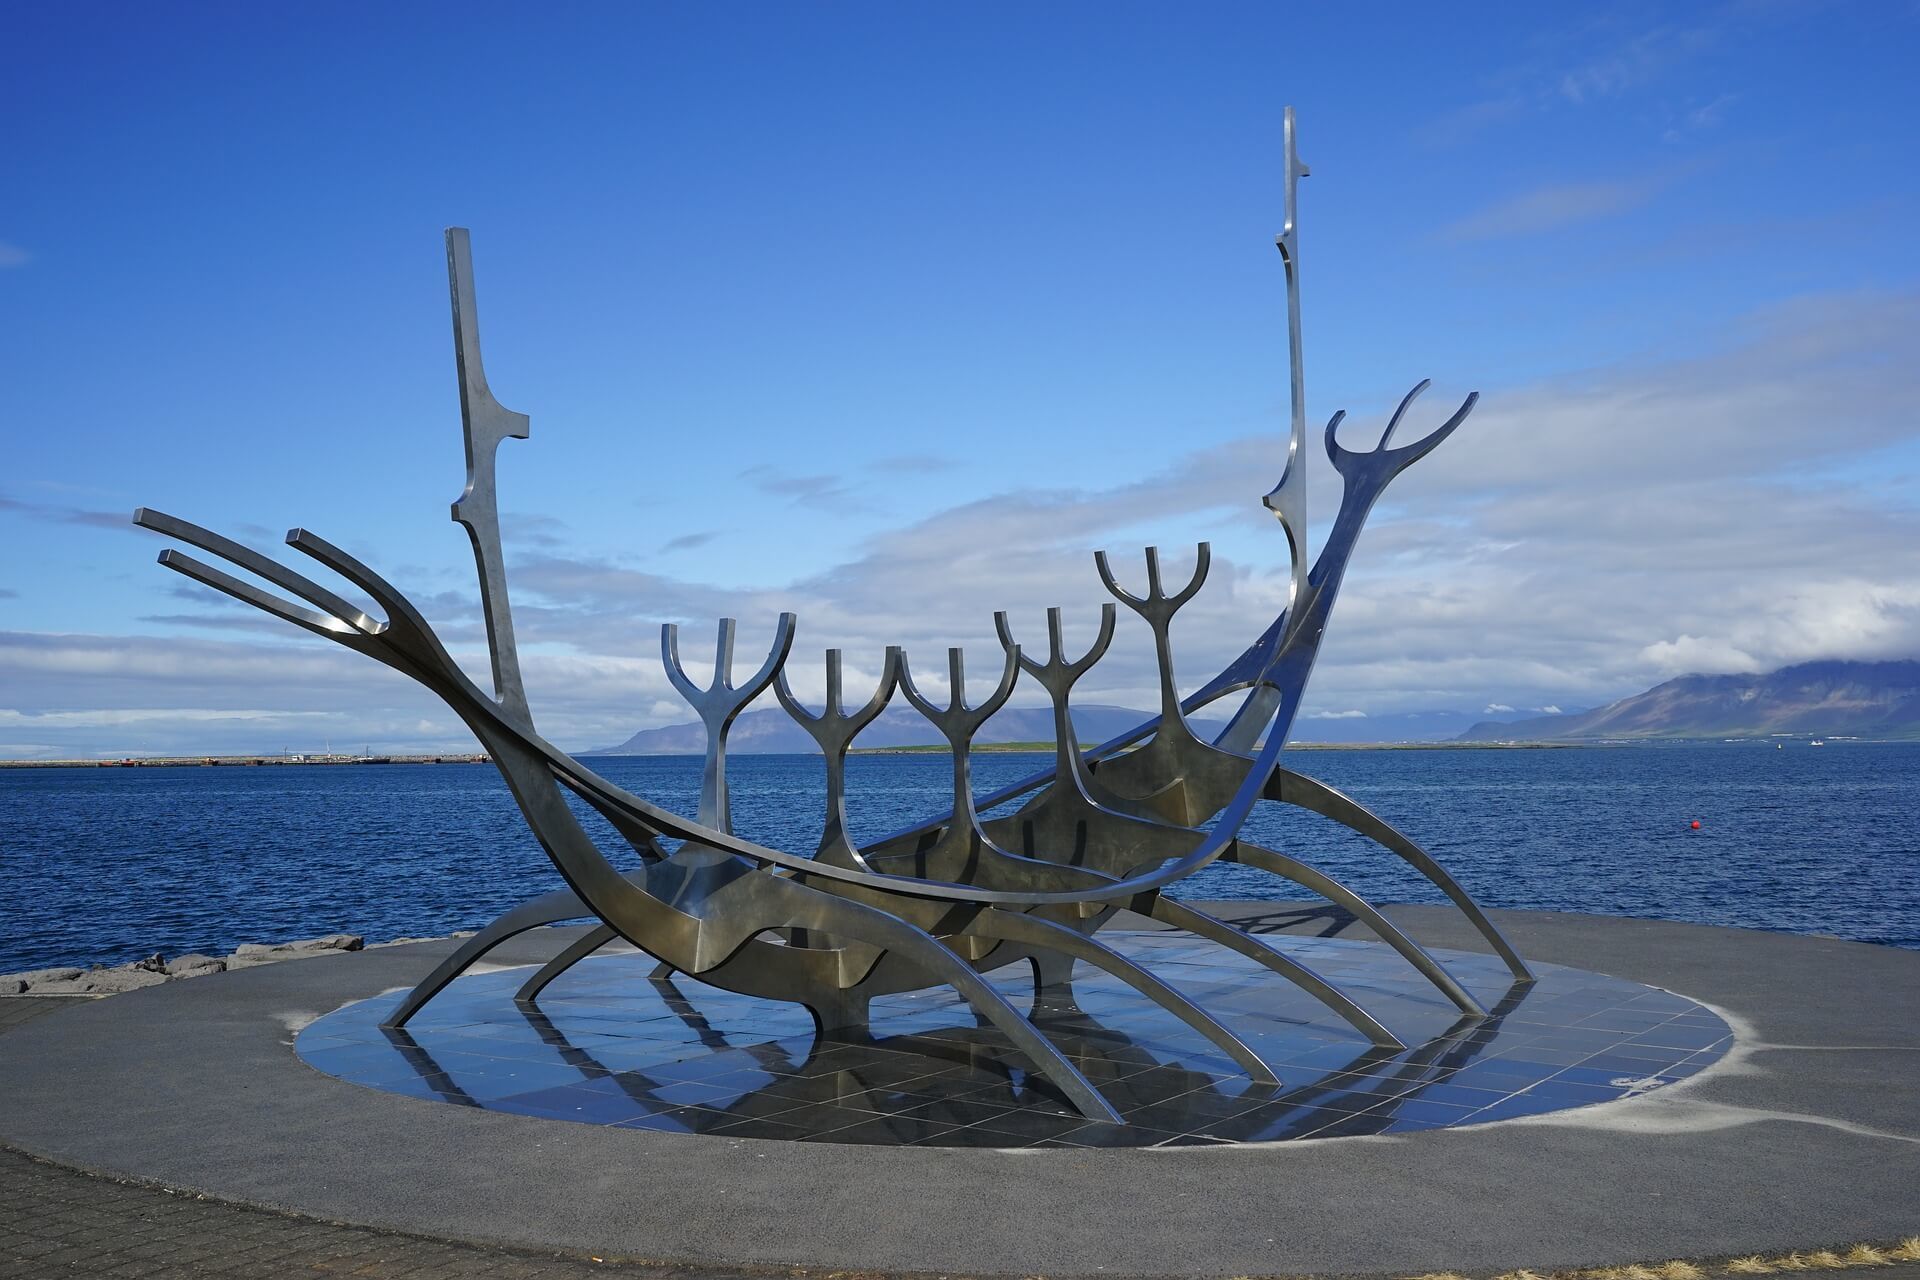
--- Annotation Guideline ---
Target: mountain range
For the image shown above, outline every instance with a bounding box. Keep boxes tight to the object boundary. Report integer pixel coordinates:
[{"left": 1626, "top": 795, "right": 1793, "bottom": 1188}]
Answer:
[
  {"left": 1457, "top": 659, "right": 1920, "bottom": 741},
  {"left": 591, "top": 659, "right": 1920, "bottom": 753},
  {"left": 594, "top": 704, "right": 1229, "bottom": 755}
]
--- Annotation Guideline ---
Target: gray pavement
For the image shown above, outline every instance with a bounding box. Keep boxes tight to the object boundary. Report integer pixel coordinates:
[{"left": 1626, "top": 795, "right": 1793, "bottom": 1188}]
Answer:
[{"left": 1, "top": 906, "right": 1916, "bottom": 1278}]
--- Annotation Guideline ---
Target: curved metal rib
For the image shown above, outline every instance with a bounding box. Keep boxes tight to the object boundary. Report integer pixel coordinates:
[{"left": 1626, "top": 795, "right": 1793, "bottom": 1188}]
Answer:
[
  {"left": 384, "top": 887, "right": 593, "bottom": 1028},
  {"left": 967, "top": 908, "right": 1280, "bottom": 1086},
  {"left": 1148, "top": 898, "right": 1405, "bottom": 1050},
  {"left": 1268, "top": 768, "right": 1534, "bottom": 982},
  {"left": 515, "top": 923, "right": 619, "bottom": 1004},
  {"left": 463, "top": 705, "right": 1126, "bottom": 1123},
  {"left": 1226, "top": 841, "right": 1485, "bottom": 1016},
  {"left": 155, "top": 518, "right": 1265, "bottom": 910},
  {"left": 789, "top": 889, "right": 1121, "bottom": 1124},
  {"left": 151, "top": 509, "right": 1285, "bottom": 912}
]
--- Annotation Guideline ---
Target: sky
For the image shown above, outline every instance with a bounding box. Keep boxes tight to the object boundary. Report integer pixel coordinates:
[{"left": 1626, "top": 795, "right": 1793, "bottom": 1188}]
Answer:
[{"left": 2, "top": 1, "right": 1917, "bottom": 757}]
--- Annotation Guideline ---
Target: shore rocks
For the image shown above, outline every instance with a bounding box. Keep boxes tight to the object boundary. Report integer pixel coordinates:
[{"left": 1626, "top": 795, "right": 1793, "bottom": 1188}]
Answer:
[
  {"left": 371, "top": 930, "right": 473, "bottom": 947},
  {"left": 227, "top": 934, "right": 364, "bottom": 969},
  {"left": 239, "top": 932, "right": 363, "bottom": 955},
  {"left": 39, "top": 968, "right": 171, "bottom": 995},
  {"left": 10, "top": 967, "right": 84, "bottom": 987},
  {"left": 2, "top": 933, "right": 366, "bottom": 995}
]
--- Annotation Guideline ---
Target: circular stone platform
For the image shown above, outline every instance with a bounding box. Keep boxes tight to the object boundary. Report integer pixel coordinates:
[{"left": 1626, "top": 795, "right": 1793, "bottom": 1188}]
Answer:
[
  {"left": 1, "top": 904, "right": 1915, "bottom": 1278},
  {"left": 298, "top": 933, "right": 1730, "bottom": 1147}
]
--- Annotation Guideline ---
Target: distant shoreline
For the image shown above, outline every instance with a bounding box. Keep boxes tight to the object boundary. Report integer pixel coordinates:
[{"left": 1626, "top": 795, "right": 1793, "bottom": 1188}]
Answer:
[
  {"left": 0, "top": 754, "right": 492, "bottom": 770},
  {"left": 845, "top": 740, "right": 1594, "bottom": 754},
  {"left": 5, "top": 738, "right": 1900, "bottom": 768},
  {"left": 0, "top": 743, "right": 1587, "bottom": 768}
]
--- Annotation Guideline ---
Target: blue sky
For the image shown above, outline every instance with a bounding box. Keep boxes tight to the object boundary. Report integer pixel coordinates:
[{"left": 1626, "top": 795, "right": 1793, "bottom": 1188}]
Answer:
[{"left": 2, "top": 1, "right": 1917, "bottom": 756}]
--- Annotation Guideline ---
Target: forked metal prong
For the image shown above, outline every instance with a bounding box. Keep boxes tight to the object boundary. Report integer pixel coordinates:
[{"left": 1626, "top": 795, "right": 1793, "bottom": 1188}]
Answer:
[
  {"left": 996, "top": 604, "right": 1116, "bottom": 687},
  {"left": 1095, "top": 543, "right": 1211, "bottom": 620},
  {"left": 284, "top": 529, "right": 472, "bottom": 685},
  {"left": 134, "top": 508, "right": 382, "bottom": 635},
  {"left": 156, "top": 550, "right": 356, "bottom": 640},
  {"left": 659, "top": 613, "right": 797, "bottom": 832},
  {"left": 1380, "top": 378, "right": 1431, "bottom": 449},
  {"left": 1327, "top": 385, "right": 1477, "bottom": 479}
]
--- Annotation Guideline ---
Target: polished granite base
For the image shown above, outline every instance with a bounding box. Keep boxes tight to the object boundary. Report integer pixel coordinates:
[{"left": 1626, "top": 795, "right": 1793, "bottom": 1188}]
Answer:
[{"left": 297, "top": 929, "right": 1731, "bottom": 1147}]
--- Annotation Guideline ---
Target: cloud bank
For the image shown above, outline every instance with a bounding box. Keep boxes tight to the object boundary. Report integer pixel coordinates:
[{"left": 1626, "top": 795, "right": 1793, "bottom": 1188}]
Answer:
[{"left": 3, "top": 289, "right": 1916, "bottom": 757}]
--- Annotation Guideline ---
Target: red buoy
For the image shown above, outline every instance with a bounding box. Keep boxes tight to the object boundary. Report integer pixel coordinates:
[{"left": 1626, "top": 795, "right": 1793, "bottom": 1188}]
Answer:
[{"left": 1690, "top": 820, "right": 1702, "bottom": 830}]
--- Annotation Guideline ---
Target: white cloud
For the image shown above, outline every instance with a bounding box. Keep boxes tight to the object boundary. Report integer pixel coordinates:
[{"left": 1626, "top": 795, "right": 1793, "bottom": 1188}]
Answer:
[
  {"left": 1663, "top": 93, "right": 1738, "bottom": 143},
  {"left": 1440, "top": 179, "right": 1660, "bottom": 241},
  {"left": 0, "top": 708, "right": 335, "bottom": 727},
  {"left": 1306, "top": 709, "right": 1367, "bottom": 720},
  {"left": 7, "top": 288, "right": 1919, "bottom": 756},
  {"left": 1556, "top": 25, "right": 1716, "bottom": 104},
  {"left": 1483, "top": 703, "right": 1516, "bottom": 714}
]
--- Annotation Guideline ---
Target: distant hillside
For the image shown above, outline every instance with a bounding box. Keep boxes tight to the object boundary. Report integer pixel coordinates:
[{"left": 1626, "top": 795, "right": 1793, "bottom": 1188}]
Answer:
[
  {"left": 1286, "top": 707, "right": 1573, "bottom": 743},
  {"left": 1457, "top": 659, "right": 1920, "bottom": 742},
  {"left": 594, "top": 704, "right": 1228, "bottom": 755}
]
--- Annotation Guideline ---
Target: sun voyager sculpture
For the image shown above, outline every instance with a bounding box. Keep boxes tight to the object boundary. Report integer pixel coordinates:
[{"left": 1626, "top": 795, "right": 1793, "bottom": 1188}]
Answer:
[{"left": 136, "top": 111, "right": 1532, "bottom": 1123}]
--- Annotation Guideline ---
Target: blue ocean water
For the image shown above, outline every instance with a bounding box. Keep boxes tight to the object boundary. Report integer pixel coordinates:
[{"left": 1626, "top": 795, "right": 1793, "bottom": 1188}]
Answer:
[{"left": 2, "top": 743, "right": 1916, "bottom": 973}]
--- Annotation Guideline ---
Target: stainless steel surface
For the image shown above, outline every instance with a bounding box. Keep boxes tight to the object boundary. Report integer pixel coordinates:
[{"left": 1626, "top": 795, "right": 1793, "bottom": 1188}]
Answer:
[
  {"left": 446, "top": 228, "right": 532, "bottom": 723},
  {"left": 1266, "top": 104, "right": 1310, "bottom": 635},
  {"left": 662, "top": 615, "right": 797, "bottom": 833},
  {"left": 775, "top": 647, "right": 902, "bottom": 870},
  {"left": 136, "top": 113, "right": 1527, "bottom": 1126}
]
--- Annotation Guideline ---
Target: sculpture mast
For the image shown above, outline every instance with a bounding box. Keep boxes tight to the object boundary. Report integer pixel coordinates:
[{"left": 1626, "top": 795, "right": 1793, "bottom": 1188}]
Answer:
[
  {"left": 1264, "top": 106, "right": 1310, "bottom": 637},
  {"left": 445, "top": 228, "right": 533, "bottom": 722}
]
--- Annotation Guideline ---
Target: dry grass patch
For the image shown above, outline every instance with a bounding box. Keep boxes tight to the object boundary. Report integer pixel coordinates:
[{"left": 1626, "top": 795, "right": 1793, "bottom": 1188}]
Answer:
[{"left": 1389, "top": 1234, "right": 1920, "bottom": 1280}]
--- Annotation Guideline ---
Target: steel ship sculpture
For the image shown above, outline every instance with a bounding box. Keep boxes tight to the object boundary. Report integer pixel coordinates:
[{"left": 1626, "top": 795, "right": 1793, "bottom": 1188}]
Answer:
[{"left": 136, "top": 111, "right": 1531, "bottom": 1123}]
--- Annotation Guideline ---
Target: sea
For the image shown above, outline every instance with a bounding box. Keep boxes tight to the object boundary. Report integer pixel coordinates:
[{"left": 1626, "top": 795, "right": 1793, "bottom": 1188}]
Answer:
[{"left": 2, "top": 742, "right": 1916, "bottom": 974}]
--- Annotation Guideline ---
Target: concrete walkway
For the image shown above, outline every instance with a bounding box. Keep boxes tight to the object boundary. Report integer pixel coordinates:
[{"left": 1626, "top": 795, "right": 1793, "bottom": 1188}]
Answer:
[
  {"left": 1, "top": 999, "right": 759, "bottom": 1279},
  {"left": 3, "top": 907, "right": 1916, "bottom": 1278}
]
